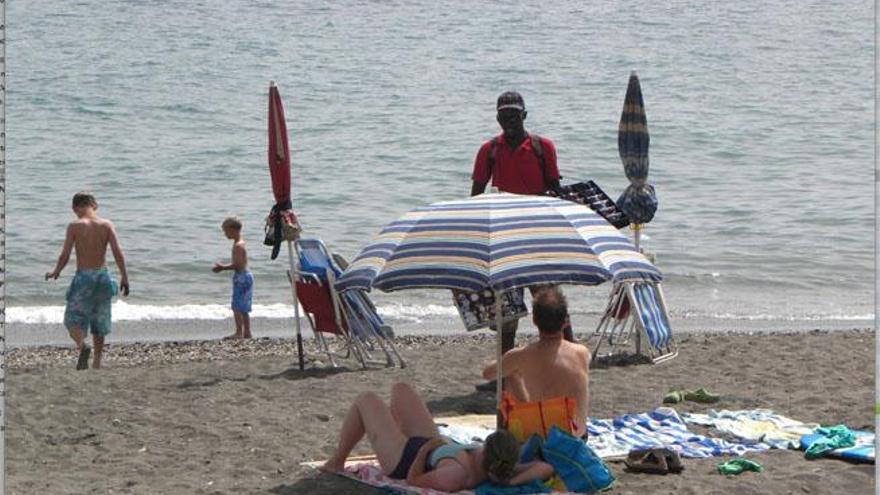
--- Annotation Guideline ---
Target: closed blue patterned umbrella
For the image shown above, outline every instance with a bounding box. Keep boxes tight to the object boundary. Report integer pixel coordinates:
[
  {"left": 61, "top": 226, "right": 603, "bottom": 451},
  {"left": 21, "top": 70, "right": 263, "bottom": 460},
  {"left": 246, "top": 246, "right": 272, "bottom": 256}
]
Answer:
[
  {"left": 617, "top": 71, "right": 658, "bottom": 236},
  {"left": 335, "top": 193, "right": 662, "bottom": 416}
]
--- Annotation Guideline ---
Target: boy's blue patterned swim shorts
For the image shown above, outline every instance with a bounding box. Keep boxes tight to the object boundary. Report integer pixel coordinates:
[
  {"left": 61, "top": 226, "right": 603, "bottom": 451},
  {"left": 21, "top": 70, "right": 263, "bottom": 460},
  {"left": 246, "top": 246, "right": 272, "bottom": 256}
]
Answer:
[
  {"left": 64, "top": 268, "right": 118, "bottom": 336},
  {"left": 232, "top": 271, "right": 254, "bottom": 314}
]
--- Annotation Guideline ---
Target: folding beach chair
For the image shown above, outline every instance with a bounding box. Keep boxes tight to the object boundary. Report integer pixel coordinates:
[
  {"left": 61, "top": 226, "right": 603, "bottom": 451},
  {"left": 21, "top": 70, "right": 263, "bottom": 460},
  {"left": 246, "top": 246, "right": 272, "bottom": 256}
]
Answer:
[
  {"left": 589, "top": 281, "right": 677, "bottom": 364},
  {"left": 294, "top": 238, "right": 405, "bottom": 368}
]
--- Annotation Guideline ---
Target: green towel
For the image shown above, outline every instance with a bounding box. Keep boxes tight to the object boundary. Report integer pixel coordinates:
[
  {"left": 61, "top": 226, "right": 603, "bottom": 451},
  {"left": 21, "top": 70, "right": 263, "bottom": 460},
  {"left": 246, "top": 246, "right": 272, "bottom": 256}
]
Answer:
[
  {"left": 663, "top": 387, "right": 720, "bottom": 404},
  {"left": 717, "top": 458, "right": 764, "bottom": 475},
  {"left": 804, "top": 425, "right": 857, "bottom": 459}
]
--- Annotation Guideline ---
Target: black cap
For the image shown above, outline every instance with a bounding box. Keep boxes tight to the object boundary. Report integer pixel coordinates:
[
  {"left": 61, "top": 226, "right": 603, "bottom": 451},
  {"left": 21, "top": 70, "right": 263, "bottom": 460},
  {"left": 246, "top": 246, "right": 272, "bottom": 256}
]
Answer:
[{"left": 496, "top": 91, "right": 525, "bottom": 111}]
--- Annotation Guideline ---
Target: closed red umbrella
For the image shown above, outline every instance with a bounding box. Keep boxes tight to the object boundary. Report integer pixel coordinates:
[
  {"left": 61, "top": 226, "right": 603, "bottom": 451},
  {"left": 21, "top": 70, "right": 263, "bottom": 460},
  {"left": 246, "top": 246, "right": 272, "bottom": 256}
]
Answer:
[
  {"left": 268, "top": 82, "right": 291, "bottom": 208},
  {"left": 266, "top": 81, "right": 299, "bottom": 260},
  {"left": 265, "top": 81, "right": 304, "bottom": 369}
]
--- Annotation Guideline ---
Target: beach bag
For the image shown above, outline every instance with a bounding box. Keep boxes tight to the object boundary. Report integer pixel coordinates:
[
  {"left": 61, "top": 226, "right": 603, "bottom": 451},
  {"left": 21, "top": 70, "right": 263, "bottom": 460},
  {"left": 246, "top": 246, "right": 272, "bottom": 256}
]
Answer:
[
  {"left": 499, "top": 392, "right": 577, "bottom": 444},
  {"left": 540, "top": 427, "right": 615, "bottom": 493},
  {"left": 264, "top": 203, "right": 301, "bottom": 260}
]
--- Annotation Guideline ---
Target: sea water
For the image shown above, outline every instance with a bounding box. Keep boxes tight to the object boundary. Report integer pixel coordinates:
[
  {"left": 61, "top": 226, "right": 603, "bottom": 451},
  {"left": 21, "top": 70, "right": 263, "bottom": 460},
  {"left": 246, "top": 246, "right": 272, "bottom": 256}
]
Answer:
[{"left": 6, "top": 0, "right": 873, "bottom": 345}]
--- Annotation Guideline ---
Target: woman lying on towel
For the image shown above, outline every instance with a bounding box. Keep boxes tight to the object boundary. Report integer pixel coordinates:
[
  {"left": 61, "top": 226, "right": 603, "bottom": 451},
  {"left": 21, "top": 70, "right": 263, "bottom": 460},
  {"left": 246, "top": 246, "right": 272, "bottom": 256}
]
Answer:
[{"left": 321, "top": 382, "right": 555, "bottom": 492}]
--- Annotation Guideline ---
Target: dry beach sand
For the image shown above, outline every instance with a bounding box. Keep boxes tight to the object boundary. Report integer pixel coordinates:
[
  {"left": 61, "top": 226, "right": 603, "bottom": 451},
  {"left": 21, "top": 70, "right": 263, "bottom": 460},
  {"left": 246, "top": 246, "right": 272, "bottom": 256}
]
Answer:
[{"left": 6, "top": 328, "right": 875, "bottom": 494}]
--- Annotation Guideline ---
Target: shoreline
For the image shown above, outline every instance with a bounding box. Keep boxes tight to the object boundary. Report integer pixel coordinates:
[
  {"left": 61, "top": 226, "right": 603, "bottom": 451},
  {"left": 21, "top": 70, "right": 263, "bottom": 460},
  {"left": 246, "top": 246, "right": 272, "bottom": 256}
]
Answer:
[
  {"left": 6, "top": 327, "right": 874, "bottom": 370},
  {"left": 5, "top": 312, "right": 873, "bottom": 349}
]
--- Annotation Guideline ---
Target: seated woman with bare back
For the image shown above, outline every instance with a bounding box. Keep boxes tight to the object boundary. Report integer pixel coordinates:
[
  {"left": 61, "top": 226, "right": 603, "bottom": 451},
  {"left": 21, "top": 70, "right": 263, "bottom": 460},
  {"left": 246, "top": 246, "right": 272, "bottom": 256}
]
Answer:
[
  {"left": 482, "top": 285, "right": 591, "bottom": 437},
  {"left": 321, "top": 382, "right": 555, "bottom": 492},
  {"left": 46, "top": 192, "right": 129, "bottom": 370}
]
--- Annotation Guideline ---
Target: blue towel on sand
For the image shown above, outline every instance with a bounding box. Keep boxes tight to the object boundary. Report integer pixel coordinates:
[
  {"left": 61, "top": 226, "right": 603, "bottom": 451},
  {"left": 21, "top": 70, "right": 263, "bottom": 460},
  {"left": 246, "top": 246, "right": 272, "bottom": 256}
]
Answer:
[
  {"left": 587, "top": 407, "right": 770, "bottom": 459},
  {"left": 801, "top": 428, "right": 874, "bottom": 463}
]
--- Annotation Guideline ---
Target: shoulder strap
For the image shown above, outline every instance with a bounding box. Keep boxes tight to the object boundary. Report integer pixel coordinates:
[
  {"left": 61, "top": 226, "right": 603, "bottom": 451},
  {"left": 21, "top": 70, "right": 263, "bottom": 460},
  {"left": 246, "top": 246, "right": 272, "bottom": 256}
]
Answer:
[
  {"left": 487, "top": 136, "right": 500, "bottom": 178},
  {"left": 530, "top": 133, "right": 544, "bottom": 158},
  {"left": 530, "top": 134, "right": 551, "bottom": 189}
]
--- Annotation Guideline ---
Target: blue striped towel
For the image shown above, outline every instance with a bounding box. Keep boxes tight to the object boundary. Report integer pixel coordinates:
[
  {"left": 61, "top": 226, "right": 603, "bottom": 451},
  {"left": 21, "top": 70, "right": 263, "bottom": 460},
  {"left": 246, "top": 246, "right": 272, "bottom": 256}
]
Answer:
[
  {"left": 586, "top": 407, "right": 771, "bottom": 459},
  {"left": 682, "top": 409, "right": 819, "bottom": 449},
  {"left": 438, "top": 408, "right": 770, "bottom": 460},
  {"left": 684, "top": 409, "right": 875, "bottom": 462}
]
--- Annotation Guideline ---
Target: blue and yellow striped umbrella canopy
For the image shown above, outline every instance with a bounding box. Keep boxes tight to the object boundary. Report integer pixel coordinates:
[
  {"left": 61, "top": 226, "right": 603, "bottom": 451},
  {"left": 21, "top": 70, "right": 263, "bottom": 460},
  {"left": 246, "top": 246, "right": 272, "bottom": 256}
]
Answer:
[
  {"left": 617, "top": 71, "right": 659, "bottom": 224},
  {"left": 335, "top": 193, "right": 662, "bottom": 293}
]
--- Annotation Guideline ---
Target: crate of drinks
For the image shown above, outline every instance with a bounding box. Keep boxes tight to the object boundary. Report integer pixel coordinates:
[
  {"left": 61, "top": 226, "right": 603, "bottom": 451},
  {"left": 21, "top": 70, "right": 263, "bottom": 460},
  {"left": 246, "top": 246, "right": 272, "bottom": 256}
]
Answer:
[{"left": 554, "top": 180, "right": 631, "bottom": 229}]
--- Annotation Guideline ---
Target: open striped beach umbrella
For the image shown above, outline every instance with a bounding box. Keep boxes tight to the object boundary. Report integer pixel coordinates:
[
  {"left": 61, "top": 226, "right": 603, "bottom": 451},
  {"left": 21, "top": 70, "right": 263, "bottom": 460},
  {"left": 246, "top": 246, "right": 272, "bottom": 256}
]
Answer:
[
  {"left": 336, "top": 193, "right": 661, "bottom": 294},
  {"left": 336, "top": 193, "right": 661, "bottom": 416},
  {"left": 617, "top": 71, "right": 658, "bottom": 247}
]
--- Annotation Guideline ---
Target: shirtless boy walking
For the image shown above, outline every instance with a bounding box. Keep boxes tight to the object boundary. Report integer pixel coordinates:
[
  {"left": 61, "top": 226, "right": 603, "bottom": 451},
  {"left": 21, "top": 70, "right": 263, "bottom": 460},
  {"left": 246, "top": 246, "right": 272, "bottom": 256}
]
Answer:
[{"left": 46, "top": 192, "right": 130, "bottom": 370}]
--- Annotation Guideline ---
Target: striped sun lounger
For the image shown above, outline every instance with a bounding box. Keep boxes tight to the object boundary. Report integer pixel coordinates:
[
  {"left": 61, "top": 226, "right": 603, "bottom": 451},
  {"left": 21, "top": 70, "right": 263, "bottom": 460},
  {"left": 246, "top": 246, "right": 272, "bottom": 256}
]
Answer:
[
  {"left": 592, "top": 281, "right": 677, "bottom": 363},
  {"left": 632, "top": 283, "right": 672, "bottom": 351}
]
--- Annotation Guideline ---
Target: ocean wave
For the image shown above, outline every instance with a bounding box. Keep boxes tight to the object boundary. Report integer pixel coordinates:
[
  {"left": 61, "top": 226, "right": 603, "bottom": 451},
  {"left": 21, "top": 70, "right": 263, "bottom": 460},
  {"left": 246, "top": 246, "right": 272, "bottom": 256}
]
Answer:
[
  {"left": 672, "top": 310, "right": 874, "bottom": 322},
  {"left": 74, "top": 106, "right": 118, "bottom": 116},
  {"left": 373, "top": 302, "right": 460, "bottom": 323},
  {"left": 5, "top": 302, "right": 872, "bottom": 325},
  {"left": 7, "top": 301, "right": 297, "bottom": 324},
  {"left": 5, "top": 301, "right": 460, "bottom": 324}
]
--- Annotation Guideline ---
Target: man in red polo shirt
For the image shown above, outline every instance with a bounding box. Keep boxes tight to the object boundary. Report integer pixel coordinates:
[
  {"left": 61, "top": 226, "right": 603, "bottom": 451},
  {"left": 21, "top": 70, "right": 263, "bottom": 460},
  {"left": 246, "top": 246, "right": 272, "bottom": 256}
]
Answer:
[
  {"left": 471, "top": 91, "right": 572, "bottom": 391},
  {"left": 471, "top": 91, "right": 561, "bottom": 196}
]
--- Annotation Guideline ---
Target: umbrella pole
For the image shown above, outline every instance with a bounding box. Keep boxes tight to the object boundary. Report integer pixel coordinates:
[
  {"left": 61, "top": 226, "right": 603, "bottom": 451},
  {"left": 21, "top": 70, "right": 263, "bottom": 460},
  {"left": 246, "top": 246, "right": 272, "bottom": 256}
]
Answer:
[
  {"left": 287, "top": 240, "right": 304, "bottom": 370},
  {"left": 495, "top": 292, "right": 503, "bottom": 429},
  {"left": 632, "top": 223, "right": 642, "bottom": 252}
]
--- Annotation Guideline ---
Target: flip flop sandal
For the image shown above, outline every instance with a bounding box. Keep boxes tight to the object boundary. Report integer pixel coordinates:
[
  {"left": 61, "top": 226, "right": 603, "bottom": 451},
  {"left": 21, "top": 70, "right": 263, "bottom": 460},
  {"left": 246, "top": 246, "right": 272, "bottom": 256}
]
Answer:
[
  {"left": 662, "top": 390, "right": 685, "bottom": 404},
  {"left": 655, "top": 448, "right": 684, "bottom": 474},
  {"left": 76, "top": 345, "right": 91, "bottom": 370},
  {"left": 625, "top": 449, "right": 669, "bottom": 475},
  {"left": 685, "top": 388, "right": 720, "bottom": 404},
  {"left": 717, "top": 458, "right": 764, "bottom": 475}
]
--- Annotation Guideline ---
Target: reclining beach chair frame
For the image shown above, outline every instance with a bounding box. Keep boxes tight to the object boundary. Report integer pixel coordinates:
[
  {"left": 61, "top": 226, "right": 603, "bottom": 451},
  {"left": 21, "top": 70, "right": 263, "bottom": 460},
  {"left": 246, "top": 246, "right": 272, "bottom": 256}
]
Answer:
[
  {"left": 293, "top": 238, "right": 405, "bottom": 369},
  {"left": 293, "top": 269, "right": 356, "bottom": 368},
  {"left": 589, "top": 281, "right": 677, "bottom": 364}
]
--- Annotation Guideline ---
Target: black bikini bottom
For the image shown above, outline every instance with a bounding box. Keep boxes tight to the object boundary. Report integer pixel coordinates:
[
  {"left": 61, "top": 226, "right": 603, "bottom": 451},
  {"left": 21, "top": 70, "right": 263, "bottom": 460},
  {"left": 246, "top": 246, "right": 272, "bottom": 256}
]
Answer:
[{"left": 388, "top": 436, "right": 431, "bottom": 479}]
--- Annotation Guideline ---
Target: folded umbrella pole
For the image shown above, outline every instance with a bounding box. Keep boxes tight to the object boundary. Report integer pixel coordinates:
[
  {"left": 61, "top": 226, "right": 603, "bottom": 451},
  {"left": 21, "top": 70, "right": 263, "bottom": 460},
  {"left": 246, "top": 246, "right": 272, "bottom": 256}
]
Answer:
[
  {"left": 288, "top": 239, "right": 303, "bottom": 371},
  {"left": 266, "top": 81, "right": 304, "bottom": 370},
  {"left": 617, "top": 71, "right": 658, "bottom": 251}
]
